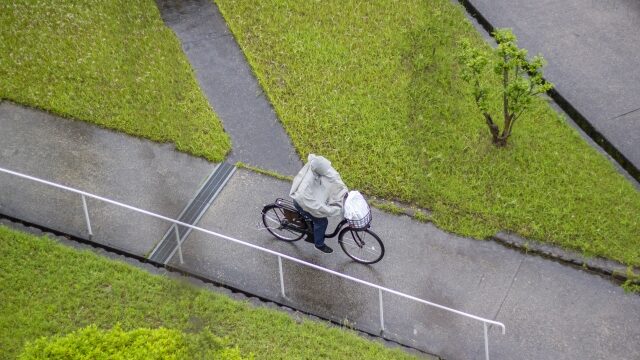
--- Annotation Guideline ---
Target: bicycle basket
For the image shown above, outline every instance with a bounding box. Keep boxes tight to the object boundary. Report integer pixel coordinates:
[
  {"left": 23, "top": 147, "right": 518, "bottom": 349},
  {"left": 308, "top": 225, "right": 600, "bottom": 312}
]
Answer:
[{"left": 346, "top": 204, "right": 372, "bottom": 229}]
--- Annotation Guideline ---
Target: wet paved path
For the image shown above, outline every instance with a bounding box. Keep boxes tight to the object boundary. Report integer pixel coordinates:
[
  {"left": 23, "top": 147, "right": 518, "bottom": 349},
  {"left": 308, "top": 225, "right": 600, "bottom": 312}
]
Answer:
[
  {"left": 465, "top": 0, "right": 640, "bottom": 179},
  {"left": 0, "top": 102, "right": 216, "bottom": 255},
  {"left": 170, "top": 169, "right": 640, "bottom": 360},
  {"left": 155, "top": 0, "right": 302, "bottom": 176},
  {"left": 1, "top": 103, "right": 639, "bottom": 359},
  {"left": 2, "top": 1, "right": 640, "bottom": 358}
]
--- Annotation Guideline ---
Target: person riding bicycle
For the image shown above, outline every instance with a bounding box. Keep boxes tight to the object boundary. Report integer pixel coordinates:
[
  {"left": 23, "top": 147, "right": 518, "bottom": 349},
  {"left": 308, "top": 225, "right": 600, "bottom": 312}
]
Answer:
[{"left": 290, "top": 154, "right": 347, "bottom": 254}]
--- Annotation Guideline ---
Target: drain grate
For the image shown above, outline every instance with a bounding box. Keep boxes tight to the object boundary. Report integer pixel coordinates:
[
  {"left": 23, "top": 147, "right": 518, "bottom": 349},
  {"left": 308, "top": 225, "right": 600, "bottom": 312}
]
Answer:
[{"left": 149, "top": 161, "right": 236, "bottom": 263}]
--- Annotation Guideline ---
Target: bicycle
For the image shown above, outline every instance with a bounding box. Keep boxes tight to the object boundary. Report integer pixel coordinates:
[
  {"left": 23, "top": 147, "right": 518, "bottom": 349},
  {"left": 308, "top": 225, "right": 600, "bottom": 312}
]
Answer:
[{"left": 261, "top": 198, "right": 385, "bottom": 264}]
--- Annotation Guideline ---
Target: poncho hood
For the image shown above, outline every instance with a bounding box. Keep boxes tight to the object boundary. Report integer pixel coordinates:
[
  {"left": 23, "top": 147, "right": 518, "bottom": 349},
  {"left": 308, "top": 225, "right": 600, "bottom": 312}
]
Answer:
[
  {"left": 309, "top": 154, "right": 332, "bottom": 176},
  {"left": 289, "top": 154, "right": 348, "bottom": 218}
]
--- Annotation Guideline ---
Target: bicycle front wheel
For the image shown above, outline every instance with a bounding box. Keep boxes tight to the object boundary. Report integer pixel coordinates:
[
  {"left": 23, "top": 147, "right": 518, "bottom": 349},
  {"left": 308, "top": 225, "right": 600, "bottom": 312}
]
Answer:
[
  {"left": 262, "top": 205, "right": 306, "bottom": 241},
  {"left": 338, "top": 227, "right": 385, "bottom": 264}
]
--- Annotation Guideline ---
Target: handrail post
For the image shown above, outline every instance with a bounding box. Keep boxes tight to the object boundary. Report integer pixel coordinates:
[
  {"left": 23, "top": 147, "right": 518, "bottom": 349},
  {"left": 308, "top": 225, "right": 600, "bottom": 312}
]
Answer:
[
  {"left": 81, "top": 194, "right": 93, "bottom": 237},
  {"left": 174, "top": 225, "right": 184, "bottom": 264},
  {"left": 484, "top": 322, "right": 490, "bottom": 360},
  {"left": 278, "top": 255, "right": 285, "bottom": 298},
  {"left": 378, "top": 288, "right": 385, "bottom": 332}
]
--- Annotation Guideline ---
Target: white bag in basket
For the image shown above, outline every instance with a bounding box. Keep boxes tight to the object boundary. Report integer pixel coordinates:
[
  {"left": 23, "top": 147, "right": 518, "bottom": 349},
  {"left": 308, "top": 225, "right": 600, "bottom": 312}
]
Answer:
[{"left": 343, "top": 191, "right": 368, "bottom": 221}]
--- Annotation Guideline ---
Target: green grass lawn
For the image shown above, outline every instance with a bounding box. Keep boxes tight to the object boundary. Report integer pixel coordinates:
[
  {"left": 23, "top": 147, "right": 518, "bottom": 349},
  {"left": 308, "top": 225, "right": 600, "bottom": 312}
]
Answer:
[
  {"left": 0, "top": 0, "right": 230, "bottom": 162},
  {"left": 0, "top": 226, "right": 418, "bottom": 359},
  {"left": 215, "top": 0, "right": 640, "bottom": 266}
]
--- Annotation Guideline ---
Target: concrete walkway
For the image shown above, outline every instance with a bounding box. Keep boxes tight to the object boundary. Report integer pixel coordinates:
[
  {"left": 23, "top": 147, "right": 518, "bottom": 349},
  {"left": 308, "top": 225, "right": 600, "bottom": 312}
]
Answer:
[
  {"left": 1, "top": 104, "right": 639, "bottom": 359},
  {"left": 155, "top": 0, "right": 302, "bottom": 176},
  {"left": 169, "top": 168, "right": 640, "bottom": 360},
  {"left": 0, "top": 102, "right": 216, "bottom": 256},
  {"left": 464, "top": 0, "right": 640, "bottom": 180}
]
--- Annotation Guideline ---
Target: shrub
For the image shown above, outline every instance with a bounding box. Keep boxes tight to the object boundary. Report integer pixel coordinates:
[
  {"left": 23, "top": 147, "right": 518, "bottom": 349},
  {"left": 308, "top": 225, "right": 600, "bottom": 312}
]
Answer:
[{"left": 18, "top": 325, "right": 249, "bottom": 360}]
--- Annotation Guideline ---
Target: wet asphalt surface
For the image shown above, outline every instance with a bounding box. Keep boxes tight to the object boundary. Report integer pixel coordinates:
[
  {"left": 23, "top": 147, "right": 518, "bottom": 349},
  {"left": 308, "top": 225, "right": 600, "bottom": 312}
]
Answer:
[
  {"left": 168, "top": 169, "right": 640, "bottom": 360},
  {"left": 0, "top": 102, "right": 215, "bottom": 256}
]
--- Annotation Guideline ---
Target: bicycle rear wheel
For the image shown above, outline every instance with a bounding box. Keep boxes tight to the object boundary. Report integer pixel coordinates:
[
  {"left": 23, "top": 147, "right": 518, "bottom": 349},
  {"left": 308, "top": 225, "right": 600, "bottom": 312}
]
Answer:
[
  {"left": 262, "top": 205, "right": 306, "bottom": 241},
  {"left": 338, "top": 227, "right": 385, "bottom": 264}
]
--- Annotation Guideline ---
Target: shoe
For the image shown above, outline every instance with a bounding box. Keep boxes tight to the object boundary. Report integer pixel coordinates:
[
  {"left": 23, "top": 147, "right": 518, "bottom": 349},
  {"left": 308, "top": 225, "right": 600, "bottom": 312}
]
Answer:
[
  {"left": 315, "top": 244, "right": 333, "bottom": 254},
  {"left": 304, "top": 236, "right": 315, "bottom": 244}
]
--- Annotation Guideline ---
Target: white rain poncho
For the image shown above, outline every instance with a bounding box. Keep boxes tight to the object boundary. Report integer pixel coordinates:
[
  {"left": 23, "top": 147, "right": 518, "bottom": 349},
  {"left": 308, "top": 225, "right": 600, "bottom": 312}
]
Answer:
[{"left": 289, "top": 154, "right": 348, "bottom": 218}]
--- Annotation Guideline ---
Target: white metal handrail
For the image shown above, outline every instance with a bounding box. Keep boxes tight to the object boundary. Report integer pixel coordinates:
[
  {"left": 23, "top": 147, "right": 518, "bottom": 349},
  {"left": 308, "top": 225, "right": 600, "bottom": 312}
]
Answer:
[{"left": 0, "top": 166, "right": 505, "bottom": 359}]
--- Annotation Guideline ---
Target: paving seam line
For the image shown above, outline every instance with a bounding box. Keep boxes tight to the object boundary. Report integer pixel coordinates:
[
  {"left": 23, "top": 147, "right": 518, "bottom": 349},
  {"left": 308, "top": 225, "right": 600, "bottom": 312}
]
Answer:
[
  {"left": 610, "top": 106, "right": 640, "bottom": 121},
  {"left": 456, "top": 0, "right": 640, "bottom": 182},
  {"left": 491, "top": 256, "right": 525, "bottom": 323},
  {"left": 0, "top": 214, "right": 439, "bottom": 359}
]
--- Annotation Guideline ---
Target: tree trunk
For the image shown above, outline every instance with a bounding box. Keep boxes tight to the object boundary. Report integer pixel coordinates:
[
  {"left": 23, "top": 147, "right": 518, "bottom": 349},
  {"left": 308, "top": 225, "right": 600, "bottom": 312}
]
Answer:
[
  {"left": 483, "top": 112, "right": 509, "bottom": 147},
  {"left": 496, "top": 127, "right": 512, "bottom": 147},
  {"left": 492, "top": 136, "right": 508, "bottom": 147},
  {"left": 483, "top": 112, "right": 500, "bottom": 141}
]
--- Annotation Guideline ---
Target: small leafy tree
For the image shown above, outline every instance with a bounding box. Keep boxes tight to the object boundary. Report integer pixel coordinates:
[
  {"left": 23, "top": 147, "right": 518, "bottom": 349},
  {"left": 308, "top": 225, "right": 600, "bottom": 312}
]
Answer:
[{"left": 459, "top": 29, "right": 554, "bottom": 146}]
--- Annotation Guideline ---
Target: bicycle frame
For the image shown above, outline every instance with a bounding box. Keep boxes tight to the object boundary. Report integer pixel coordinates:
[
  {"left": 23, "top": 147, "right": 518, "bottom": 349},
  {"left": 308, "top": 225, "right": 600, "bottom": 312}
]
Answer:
[
  {"left": 268, "top": 198, "right": 367, "bottom": 238},
  {"left": 264, "top": 198, "right": 384, "bottom": 264},
  {"left": 320, "top": 219, "right": 349, "bottom": 238}
]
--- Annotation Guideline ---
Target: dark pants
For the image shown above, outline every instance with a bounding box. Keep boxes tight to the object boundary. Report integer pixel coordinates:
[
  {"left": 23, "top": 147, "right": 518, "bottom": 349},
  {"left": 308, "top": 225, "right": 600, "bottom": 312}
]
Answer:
[{"left": 294, "top": 201, "right": 328, "bottom": 247}]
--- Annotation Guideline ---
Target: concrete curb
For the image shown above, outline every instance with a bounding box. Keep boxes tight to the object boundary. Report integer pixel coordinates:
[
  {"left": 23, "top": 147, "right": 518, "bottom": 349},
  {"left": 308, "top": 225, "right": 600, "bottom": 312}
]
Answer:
[
  {"left": 0, "top": 214, "right": 438, "bottom": 359},
  {"left": 366, "top": 196, "right": 639, "bottom": 285},
  {"left": 492, "top": 232, "right": 640, "bottom": 283}
]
